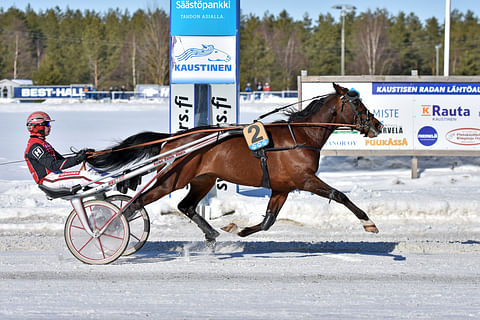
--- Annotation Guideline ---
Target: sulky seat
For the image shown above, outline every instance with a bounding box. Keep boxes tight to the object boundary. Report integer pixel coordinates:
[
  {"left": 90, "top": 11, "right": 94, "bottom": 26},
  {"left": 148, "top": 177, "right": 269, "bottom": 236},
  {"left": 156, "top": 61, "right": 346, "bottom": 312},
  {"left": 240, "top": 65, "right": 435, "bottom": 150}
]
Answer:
[{"left": 38, "top": 184, "right": 82, "bottom": 199}]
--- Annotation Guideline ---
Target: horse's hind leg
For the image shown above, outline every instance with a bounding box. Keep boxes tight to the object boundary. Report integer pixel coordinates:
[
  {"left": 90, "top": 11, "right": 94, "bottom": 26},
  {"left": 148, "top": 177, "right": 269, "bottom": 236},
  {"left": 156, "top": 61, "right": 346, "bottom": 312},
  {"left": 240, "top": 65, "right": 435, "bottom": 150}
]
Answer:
[
  {"left": 177, "top": 175, "right": 220, "bottom": 246},
  {"left": 227, "top": 191, "right": 288, "bottom": 237},
  {"left": 302, "top": 175, "right": 378, "bottom": 233}
]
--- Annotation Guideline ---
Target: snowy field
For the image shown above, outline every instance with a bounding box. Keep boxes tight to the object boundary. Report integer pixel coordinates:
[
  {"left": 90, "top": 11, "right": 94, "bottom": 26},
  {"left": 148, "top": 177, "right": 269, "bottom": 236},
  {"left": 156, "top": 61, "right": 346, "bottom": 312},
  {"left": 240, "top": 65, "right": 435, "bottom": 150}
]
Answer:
[{"left": 0, "top": 99, "right": 479, "bottom": 319}]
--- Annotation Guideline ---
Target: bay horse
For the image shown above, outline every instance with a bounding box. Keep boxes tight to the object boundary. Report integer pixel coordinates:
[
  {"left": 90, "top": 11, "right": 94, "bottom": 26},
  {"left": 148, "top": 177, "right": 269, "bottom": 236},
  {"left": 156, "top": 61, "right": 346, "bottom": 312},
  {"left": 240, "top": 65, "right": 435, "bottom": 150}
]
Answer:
[{"left": 87, "top": 83, "right": 383, "bottom": 246}]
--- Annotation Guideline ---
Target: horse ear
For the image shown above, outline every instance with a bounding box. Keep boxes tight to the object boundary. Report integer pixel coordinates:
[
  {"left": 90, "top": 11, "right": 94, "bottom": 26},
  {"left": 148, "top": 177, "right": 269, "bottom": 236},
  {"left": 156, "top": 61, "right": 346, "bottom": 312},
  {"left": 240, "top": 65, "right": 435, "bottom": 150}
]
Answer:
[{"left": 333, "top": 82, "right": 348, "bottom": 95}]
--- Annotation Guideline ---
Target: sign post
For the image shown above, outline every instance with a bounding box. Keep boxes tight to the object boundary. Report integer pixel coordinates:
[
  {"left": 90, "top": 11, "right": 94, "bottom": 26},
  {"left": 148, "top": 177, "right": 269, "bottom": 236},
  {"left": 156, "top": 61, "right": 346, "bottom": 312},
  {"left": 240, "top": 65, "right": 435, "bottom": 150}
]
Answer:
[{"left": 169, "top": 0, "right": 240, "bottom": 213}]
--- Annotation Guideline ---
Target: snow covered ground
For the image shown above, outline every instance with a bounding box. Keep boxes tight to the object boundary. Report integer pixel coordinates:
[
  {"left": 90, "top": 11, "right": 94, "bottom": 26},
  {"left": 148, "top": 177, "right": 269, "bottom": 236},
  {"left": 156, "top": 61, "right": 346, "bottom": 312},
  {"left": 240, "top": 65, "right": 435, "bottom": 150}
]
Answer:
[{"left": 0, "top": 99, "right": 479, "bottom": 319}]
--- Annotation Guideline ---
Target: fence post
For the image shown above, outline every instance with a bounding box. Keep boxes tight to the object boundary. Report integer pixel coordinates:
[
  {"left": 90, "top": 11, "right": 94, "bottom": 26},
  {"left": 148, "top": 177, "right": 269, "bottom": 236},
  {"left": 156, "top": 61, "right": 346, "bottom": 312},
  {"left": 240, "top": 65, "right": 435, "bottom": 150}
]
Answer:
[{"left": 411, "top": 156, "right": 418, "bottom": 179}]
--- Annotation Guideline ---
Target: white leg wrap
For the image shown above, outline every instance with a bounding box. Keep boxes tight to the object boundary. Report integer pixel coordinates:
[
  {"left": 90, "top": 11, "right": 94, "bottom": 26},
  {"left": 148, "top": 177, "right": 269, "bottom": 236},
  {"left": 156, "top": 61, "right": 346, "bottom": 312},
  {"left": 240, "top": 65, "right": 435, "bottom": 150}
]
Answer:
[{"left": 361, "top": 219, "right": 375, "bottom": 226}]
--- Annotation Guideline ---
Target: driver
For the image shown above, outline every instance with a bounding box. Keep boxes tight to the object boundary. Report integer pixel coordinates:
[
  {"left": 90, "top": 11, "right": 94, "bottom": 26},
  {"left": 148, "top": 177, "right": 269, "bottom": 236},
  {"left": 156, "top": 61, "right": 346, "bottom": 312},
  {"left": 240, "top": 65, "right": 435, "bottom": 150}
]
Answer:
[{"left": 24, "top": 111, "right": 101, "bottom": 190}]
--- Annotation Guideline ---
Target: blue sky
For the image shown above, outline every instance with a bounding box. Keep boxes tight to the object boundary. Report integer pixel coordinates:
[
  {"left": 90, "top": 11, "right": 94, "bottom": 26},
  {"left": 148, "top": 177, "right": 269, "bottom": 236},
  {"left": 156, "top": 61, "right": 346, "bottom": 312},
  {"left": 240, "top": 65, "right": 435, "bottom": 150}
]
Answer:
[{"left": 1, "top": 0, "right": 478, "bottom": 23}]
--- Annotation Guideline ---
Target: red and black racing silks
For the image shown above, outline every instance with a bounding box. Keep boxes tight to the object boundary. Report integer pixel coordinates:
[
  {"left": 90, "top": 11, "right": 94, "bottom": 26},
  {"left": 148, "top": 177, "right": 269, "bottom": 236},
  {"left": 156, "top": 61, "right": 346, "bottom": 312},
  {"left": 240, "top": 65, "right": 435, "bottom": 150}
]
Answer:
[{"left": 24, "top": 137, "right": 82, "bottom": 184}]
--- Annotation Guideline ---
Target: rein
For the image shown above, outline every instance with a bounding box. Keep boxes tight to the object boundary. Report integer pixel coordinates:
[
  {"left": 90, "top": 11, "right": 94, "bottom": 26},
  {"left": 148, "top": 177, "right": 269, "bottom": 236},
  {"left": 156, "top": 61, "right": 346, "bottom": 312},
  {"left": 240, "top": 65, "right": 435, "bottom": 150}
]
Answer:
[
  {"left": 91, "top": 94, "right": 361, "bottom": 157},
  {"left": 90, "top": 122, "right": 358, "bottom": 157}
]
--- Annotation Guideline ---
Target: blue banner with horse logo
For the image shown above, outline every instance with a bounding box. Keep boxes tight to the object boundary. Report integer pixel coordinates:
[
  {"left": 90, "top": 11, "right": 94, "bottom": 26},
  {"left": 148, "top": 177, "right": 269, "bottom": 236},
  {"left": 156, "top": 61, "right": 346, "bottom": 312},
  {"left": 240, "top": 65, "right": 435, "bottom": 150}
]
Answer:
[
  {"left": 171, "top": 0, "right": 238, "bottom": 36},
  {"left": 171, "top": 36, "right": 236, "bottom": 83}
]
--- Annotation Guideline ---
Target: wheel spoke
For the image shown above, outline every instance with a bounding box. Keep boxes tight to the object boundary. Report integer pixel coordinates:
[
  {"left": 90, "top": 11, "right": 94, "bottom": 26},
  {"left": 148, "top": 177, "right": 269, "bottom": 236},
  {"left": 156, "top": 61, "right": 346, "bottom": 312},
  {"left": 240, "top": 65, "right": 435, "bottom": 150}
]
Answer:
[
  {"left": 96, "top": 214, "right": 120, "bottom": 232},
  {"left": 101, "top": 232, "right": 125, "bottom": 241},
  {"left": 96, "top": 238, "right": 106, "bottom": 259},
  {"left": 128, "top": 214, "right": 142, "bottom": 222},
  {"left": 78, "top": 236, "right": 94, "bottom": 253},
  {"left": 130, "top": 233, "right": 141, "bottom": 241}
]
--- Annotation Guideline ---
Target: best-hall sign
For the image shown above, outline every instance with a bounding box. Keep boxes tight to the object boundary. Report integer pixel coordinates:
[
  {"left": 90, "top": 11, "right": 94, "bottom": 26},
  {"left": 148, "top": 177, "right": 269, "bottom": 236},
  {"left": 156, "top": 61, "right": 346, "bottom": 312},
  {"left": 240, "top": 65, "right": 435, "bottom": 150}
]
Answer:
[
  {"left": 14, "top": 86, "right": 85, "bottom": 99},
  {"left": 171, "top": 0, "right": 237, "bottom": 36}
]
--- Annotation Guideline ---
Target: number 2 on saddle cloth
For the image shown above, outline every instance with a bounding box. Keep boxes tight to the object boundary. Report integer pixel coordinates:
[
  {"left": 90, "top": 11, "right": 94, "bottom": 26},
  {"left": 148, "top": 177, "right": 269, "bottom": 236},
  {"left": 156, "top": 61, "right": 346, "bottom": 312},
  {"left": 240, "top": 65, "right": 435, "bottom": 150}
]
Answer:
[{"left": 243, "top": 122, "right": 271, "bottom": 188}]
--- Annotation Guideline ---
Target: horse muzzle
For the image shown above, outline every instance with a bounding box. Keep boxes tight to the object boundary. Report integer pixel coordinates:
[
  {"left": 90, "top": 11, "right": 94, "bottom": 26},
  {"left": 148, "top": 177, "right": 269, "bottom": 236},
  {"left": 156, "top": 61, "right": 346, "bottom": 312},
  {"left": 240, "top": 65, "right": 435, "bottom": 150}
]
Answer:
[{"left": 367, "top": 122, "right": 383, "bottom": 138}]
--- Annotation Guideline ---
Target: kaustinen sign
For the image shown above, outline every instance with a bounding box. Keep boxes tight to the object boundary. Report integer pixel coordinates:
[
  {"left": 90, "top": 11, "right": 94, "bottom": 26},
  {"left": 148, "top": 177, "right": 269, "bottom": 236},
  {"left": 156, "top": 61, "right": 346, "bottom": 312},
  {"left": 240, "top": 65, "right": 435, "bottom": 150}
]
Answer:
[{"left": 171, "top": 36, "right": 236, "bottom": 84}]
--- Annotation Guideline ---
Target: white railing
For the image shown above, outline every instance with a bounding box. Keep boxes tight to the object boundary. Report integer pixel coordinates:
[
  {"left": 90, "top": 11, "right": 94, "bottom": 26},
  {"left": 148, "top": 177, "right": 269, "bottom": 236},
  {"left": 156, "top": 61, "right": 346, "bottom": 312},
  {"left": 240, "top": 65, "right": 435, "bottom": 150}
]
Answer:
[
  {"left": 80, "top": 90, "right": 298, "bottom": 102},
  {"left": 81, "top": 90, "right": 168, "bottom": 102},
  {"left": 239, "top": 90, "right": 297, "bottom": 102}
]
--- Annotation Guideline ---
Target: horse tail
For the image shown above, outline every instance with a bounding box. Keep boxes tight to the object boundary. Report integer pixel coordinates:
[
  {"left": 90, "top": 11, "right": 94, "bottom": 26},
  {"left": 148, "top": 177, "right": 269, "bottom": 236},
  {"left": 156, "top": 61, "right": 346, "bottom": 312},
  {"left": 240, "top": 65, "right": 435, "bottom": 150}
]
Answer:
[{"left": 87, "top": 131, "right": 171, "bottom": 171}]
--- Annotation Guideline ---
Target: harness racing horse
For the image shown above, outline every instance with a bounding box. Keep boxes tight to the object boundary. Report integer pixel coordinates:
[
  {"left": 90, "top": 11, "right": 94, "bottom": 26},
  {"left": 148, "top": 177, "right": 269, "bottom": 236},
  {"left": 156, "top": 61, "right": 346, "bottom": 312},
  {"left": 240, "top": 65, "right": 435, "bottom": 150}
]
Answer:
[{"left": 87, "top": 83, "right": 383, "bottom": 247}]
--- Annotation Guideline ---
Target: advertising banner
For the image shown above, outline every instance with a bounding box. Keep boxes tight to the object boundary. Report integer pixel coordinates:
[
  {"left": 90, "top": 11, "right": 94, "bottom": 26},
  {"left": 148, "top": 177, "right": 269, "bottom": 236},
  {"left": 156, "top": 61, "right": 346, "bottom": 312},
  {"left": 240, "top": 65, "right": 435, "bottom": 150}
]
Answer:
[
  {"left": 170, "top": 84, "right": 195, "bottom": 133},
  {"left": 135, "top": 85, "right": 169, "bottom": 98},
  {"left": 169, "top": 0, "right": 239, "bottom": 200},
  {"left": 301, "top": 81, "right": 480, "bottom": 151},
  {"left": 210, "top": 83, "right": 237, "bottom": 125},
  {"left": 170, "top": 0, "right": 237, "bottom": 36},
  {"left": 210, "top": 84, "right": 238, "bottom": 194},
  {"left": 171, "top": 36, "right": 236, "bottom": 84},
  {"left": 14, "top": 86, "right": 85, "bottom": 99}
]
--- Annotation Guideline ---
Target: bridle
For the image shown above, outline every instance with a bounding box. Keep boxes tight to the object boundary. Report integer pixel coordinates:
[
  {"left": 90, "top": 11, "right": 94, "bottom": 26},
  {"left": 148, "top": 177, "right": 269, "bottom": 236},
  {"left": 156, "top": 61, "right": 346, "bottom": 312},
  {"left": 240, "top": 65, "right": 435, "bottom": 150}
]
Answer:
[{"left": 339, "top": 90, "right": 378, "bottom": 137}]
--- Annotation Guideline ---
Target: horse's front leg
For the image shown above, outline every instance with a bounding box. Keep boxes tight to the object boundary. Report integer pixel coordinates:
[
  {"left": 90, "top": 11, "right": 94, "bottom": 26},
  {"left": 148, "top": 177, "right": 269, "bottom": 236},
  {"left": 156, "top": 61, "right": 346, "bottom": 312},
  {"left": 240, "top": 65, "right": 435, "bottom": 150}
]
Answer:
[
  {"left": 302, "top": 175, "right": 378, "bottom": 233},
  {"left": 177, "top": 175, "right": 220, "bottom": 247},
  {"left": 223, "top": 191, "right": 289, "bottom": 237}
]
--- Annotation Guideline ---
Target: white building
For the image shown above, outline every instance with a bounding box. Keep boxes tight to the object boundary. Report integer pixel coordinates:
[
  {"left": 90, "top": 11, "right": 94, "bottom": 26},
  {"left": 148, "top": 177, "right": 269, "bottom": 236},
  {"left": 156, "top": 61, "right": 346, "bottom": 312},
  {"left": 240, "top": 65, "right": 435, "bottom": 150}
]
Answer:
[{"left": 0, "top": 79, "right": 33, "bottom": 99}]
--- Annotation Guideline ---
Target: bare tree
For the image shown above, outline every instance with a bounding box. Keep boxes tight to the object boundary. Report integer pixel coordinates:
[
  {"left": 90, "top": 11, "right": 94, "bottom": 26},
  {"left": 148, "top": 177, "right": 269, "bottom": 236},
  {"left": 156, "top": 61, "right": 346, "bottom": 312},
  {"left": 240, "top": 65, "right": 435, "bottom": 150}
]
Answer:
[
  {"left": 352, "top": 10, "right": 391, "bottom": 75},
  {"left": 1, "top": 17, "right": 35, "bottom": 79},
  {"left": 261, "top": 12, "right": 306, "bottom": 89},
  {"left": 82, "top": 14, "right": 105, "bottom": 88},
  {"left": 137, "top": 9, "right": 170, "bottom": 85},
  {"left": 131, "top": 33, "right": 137, "bottom": 89}
]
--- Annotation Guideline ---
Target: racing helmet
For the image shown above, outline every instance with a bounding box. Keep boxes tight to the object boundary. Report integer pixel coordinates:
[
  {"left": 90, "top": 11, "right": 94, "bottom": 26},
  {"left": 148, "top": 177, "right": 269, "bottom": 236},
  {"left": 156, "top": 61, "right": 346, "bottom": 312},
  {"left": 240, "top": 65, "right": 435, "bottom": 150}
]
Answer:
[{"left": 26, "top": 111, "right": 54, "bottom": 136}]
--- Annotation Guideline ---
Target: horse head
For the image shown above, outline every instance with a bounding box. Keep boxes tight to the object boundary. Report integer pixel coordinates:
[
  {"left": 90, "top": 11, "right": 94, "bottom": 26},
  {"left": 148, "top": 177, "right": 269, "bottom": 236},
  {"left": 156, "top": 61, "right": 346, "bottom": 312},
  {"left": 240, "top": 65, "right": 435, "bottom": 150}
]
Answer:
[
  {"left": 207, "top": 47, "right": 231, "bottom": 62},
  {"left": 333, "top": 83, "right": 383, "bottom": 138}
]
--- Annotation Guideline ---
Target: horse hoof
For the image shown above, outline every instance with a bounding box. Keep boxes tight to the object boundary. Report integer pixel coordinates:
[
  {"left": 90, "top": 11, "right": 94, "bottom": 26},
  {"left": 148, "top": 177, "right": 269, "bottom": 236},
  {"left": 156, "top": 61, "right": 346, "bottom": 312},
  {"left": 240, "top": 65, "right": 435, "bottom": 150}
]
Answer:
[
  {"left": 221, "top": 223, "right": 238, "bottom": 234},
  {"left": 205, "top": 238, "right": 216, "bottom": 253},
  {"left": 364, "top": 225, "right": 379, "bottom": 233}
]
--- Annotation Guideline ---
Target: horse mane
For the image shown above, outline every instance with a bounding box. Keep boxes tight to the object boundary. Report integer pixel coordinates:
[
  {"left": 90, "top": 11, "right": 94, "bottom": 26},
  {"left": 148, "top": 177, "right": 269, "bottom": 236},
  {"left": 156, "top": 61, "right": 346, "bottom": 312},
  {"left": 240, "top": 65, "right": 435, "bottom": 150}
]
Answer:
[{"left": 285, "top": 93, "right": 334, "bottom": 122}]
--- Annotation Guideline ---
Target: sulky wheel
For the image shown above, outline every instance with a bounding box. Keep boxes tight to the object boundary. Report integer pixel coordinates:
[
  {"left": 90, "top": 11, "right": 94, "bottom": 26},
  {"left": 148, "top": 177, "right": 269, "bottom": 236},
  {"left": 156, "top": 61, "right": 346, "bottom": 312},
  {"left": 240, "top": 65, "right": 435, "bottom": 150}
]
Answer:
[
  {"left": 105, "top": 194, "right": 150, "bottom": 256},
  {"left": 64, "top": 200, "right": 129, "bottom": 265}
]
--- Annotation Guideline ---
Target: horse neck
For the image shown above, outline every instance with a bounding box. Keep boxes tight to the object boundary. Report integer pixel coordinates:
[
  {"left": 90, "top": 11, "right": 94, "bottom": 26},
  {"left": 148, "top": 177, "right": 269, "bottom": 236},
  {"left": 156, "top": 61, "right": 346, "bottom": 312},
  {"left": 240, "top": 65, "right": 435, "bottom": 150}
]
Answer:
[{"left": 298, "top": 97, "right": 339, "bottom": 149}]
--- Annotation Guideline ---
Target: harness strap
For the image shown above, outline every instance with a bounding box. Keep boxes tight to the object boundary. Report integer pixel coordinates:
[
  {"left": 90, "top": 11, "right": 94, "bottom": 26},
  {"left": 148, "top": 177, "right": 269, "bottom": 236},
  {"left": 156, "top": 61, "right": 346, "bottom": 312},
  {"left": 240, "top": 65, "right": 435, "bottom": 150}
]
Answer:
[
  {"left": 251, "top": 123, "right": 324, "bottom": 189},
  {"left": 251, "top": 148, "right": 271, "bottom": 189},
  {"left": 287, "top": 123, "right": 298, "bottom": 145}
]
